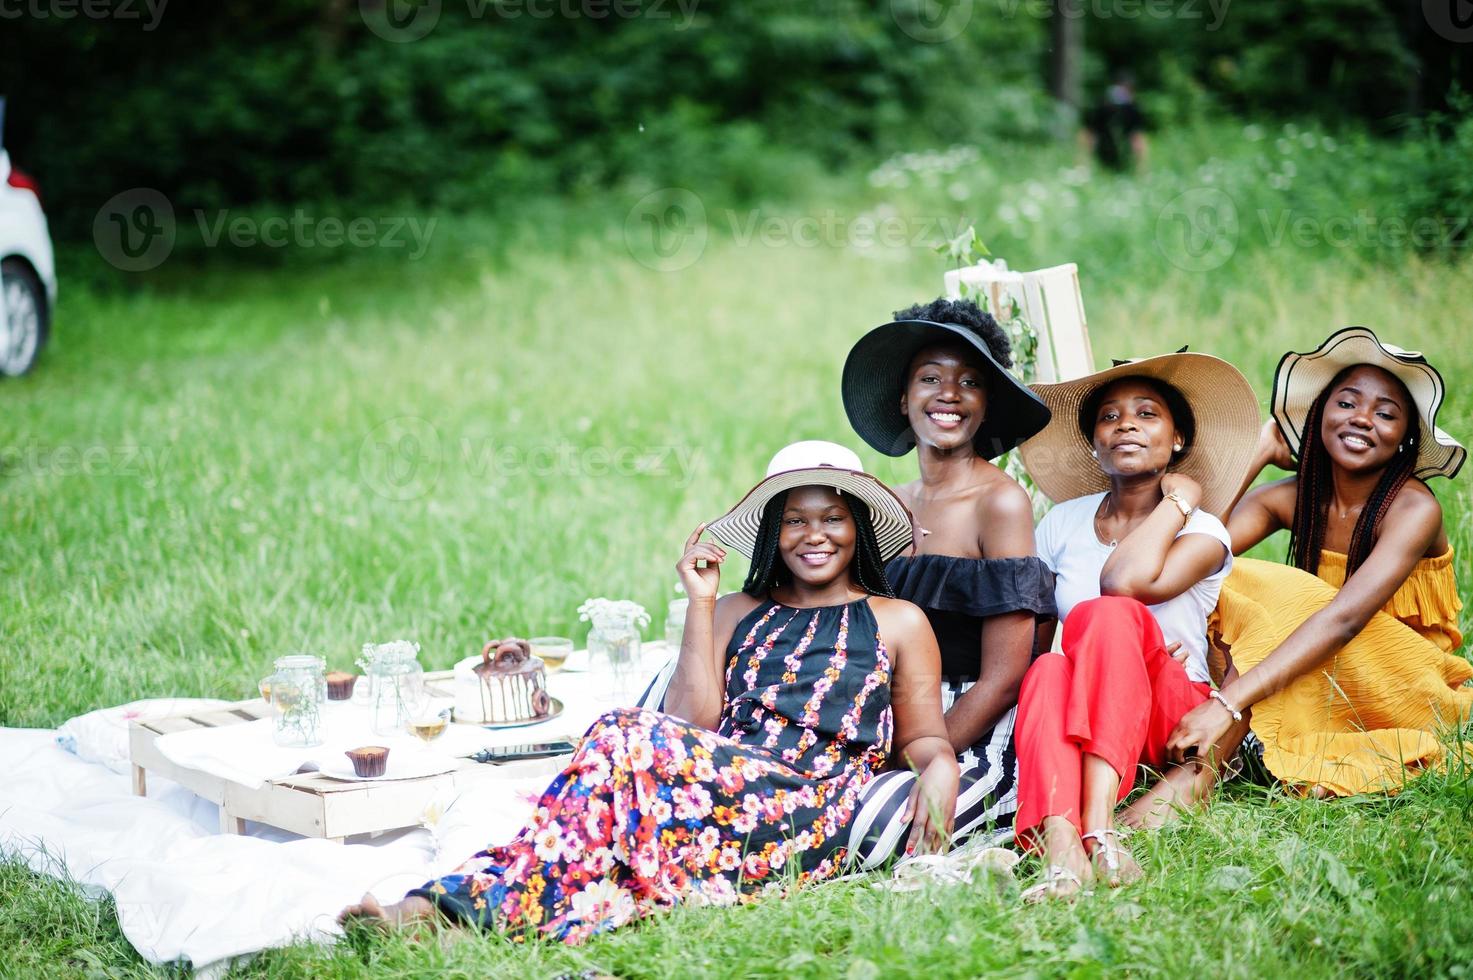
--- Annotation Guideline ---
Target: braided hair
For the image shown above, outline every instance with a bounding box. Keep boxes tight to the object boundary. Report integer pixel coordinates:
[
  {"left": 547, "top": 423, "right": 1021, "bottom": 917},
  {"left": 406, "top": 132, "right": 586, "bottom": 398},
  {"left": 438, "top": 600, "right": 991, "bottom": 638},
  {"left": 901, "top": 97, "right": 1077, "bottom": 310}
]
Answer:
[
  {"left": 1287, "top": 367, "right": 1422, "bottom": 577},
  {"left": 741, "top": 489, "right": 896, "bottom": 599}
]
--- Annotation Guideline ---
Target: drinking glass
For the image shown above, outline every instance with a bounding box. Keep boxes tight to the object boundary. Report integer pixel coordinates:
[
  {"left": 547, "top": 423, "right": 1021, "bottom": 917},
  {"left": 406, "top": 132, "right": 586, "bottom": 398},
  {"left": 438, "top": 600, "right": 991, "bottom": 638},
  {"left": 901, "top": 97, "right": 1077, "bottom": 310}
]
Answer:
[{"left": 530, "top": 636, "right": 574, "bottom": 671}]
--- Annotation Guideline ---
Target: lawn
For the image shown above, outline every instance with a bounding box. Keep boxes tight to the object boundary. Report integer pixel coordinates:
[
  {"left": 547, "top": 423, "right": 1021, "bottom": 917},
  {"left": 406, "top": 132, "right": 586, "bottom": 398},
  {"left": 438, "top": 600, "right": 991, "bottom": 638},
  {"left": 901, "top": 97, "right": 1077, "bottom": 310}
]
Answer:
[{"left": 4, "top": 124, "right": 1472, "bottom": 976}]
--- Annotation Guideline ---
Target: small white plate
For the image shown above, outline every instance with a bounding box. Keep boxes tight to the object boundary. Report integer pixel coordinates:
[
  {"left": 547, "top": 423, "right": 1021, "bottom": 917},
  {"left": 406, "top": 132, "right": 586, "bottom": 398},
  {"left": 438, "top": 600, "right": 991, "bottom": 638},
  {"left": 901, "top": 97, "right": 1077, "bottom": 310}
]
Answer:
[{"left": 317, "top": 751, "right": 458, "bottom": 782}]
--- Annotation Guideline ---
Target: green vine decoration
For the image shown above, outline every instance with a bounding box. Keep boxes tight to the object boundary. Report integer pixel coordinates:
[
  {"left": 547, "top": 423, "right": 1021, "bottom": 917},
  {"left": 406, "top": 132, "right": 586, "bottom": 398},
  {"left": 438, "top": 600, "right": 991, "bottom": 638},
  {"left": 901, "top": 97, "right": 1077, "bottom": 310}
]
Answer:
[{"left": 935, "top": 225, "right": 1049, "bottom": 518}]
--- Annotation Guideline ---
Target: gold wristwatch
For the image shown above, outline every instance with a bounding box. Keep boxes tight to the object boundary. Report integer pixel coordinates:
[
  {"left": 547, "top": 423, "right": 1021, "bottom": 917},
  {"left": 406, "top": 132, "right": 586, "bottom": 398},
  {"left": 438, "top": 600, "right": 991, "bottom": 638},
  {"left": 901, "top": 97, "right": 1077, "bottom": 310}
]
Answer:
[{"left": 1163, "top": 490, "right": 1194, "bottom": 519}]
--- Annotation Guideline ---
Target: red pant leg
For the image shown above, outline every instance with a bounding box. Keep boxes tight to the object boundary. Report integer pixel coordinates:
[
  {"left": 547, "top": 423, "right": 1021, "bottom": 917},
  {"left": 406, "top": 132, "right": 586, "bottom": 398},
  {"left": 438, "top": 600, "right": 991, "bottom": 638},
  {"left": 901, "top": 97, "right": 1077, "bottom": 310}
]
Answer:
[
  {"left": 1136, "top": 626, "right": 1212, "bottom": 769},
  {"left": 1059, "top": 596, "right": 1164, "bottom": 788},
  {"left": 1014, "top": 653, "right": 1080, "bottom": 842},
  {"left": 1016, "top": 596, "right": 1208, "bottom": 845}
]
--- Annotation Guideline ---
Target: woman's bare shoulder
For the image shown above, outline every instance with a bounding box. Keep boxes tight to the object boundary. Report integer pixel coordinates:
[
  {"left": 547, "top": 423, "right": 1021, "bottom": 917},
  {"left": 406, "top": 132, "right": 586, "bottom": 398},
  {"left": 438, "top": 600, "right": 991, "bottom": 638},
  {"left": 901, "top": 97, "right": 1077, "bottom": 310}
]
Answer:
[
  {"left": 713, "top": 592, "right": 762, "bottom": 625},
  {"left": 867, "top": 594, "right": 932, "bottom": 641}
]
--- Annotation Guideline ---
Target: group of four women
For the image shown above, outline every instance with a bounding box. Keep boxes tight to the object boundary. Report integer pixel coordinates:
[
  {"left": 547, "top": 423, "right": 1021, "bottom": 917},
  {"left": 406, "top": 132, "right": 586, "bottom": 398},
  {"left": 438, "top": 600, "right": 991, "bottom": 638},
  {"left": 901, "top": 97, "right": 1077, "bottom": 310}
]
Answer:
[{"left": 343, "top": 300, "right": 1470, "bottom": 936}]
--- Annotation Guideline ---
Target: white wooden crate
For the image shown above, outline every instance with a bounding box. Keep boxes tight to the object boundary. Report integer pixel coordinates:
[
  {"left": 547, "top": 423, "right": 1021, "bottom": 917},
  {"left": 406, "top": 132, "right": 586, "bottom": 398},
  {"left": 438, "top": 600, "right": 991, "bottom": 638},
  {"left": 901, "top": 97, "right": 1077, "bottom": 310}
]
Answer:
[{"left": 943, "top": 259, "right": 1095, "bottom": 383}]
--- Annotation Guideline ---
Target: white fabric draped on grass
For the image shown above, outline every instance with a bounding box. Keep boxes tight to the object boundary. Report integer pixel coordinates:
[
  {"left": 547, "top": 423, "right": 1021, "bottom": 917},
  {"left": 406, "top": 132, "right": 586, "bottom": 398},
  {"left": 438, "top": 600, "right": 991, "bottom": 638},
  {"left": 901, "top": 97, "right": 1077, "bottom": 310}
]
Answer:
[{"left": 0, "top": 723, "right": 551, "bottom": 971}]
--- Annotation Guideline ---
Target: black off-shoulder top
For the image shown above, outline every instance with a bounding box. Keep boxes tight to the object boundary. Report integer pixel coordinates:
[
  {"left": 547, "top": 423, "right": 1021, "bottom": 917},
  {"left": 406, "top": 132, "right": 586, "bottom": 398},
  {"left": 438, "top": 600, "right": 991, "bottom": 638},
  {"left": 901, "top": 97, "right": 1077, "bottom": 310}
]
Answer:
[{"left": 884, "top": 554, "right": 1057, "bottom": 681}]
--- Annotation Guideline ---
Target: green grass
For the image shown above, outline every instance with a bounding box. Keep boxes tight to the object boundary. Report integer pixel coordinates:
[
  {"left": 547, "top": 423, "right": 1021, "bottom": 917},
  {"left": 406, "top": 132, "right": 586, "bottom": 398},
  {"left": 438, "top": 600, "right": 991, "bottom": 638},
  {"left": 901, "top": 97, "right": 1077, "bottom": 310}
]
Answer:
[{"left": 3, "top": 123, "right": 1472, "bottom": 975}]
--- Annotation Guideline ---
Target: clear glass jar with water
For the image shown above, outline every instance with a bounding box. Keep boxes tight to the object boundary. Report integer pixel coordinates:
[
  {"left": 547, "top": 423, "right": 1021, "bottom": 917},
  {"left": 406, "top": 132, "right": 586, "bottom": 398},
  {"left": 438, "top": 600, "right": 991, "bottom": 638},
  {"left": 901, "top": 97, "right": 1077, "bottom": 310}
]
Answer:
[
  {"left": 269, "top": 654, "right": 327, "bottom": 747},
  {"left": 357, "top": 640, "right": 424, "bottom": 735}
]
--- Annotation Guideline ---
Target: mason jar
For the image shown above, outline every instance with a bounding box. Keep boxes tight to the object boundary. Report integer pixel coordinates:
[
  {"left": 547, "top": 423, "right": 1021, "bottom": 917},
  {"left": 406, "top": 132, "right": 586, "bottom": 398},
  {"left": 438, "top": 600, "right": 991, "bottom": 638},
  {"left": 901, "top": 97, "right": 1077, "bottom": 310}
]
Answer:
[
  {"left": 358, "top": 641, "right": 425, "bottom": 736},
  {"left": 269, "top": 654, "right": 327, "bottom": 747}
]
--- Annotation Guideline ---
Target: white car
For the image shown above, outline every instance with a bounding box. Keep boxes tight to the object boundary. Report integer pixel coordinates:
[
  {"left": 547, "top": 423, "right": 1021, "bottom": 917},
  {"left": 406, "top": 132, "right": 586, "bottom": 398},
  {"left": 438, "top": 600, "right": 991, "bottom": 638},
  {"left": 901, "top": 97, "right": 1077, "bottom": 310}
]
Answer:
[{"left": 0, "top": 128, "right": 57, "bottom": 376}]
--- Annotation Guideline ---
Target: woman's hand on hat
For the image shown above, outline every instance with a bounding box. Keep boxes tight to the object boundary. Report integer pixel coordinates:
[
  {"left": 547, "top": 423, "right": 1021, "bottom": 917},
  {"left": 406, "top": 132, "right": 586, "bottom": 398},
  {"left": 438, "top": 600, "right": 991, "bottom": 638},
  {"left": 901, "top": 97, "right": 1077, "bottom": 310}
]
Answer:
[
  {"left": 1159, "top": 473, "right": 1203, "bottom": 511},
  {"left": 1257, "top": 419, "right": 1296, "bottom": 472},
  {"left": 677, "top": 524, "right": 726, "bottom": 602}
]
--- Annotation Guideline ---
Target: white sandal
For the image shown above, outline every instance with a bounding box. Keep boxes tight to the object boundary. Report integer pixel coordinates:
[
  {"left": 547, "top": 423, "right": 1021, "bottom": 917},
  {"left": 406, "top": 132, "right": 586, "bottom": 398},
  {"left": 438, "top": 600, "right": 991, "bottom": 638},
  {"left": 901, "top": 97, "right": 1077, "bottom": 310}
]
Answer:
[
  {"left": 1020, "top": 864, "right": 1089, "bottom": 903},
  {"left": 1080, "top": 828, "right": 1138, "bottom": 887},
  {"left": 870, "top": 845, "right": 1021, "bottom": 892}
]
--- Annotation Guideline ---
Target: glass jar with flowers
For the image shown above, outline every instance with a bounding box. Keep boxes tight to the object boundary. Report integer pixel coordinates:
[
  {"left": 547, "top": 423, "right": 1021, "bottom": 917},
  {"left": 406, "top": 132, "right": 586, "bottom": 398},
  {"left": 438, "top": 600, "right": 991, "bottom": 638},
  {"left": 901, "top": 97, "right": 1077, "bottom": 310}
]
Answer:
[{"left": 577, "top": 597, "right": 650, "bottom": 703}]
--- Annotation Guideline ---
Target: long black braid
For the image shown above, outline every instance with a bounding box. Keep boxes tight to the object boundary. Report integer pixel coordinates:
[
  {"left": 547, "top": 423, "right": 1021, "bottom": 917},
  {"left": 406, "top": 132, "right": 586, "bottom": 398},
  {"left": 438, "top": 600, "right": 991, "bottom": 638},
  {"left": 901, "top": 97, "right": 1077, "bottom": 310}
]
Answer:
[
  {"left": 1288, "top": 368, "right": 1423, "bottom": 578},
  {"left": 741, "top": 489, "right": 896, "bottom": 598}
]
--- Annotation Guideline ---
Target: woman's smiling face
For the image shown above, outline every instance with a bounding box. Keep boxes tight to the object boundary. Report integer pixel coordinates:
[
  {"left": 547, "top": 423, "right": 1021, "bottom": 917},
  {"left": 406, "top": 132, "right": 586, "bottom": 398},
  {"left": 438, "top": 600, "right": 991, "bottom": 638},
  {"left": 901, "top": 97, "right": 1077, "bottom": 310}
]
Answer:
[
  {"left": 1317, "top": 364, "right": 1413, "bottom": 474},
  {"left": 777, "top": 486, "right": 857, "bottom": 588},
  {"left": 1089, "top": 378, "right": 1183, "bottom": 478},
  {"left": 900, "top": 344, "right": 988, "bottom": 452}
]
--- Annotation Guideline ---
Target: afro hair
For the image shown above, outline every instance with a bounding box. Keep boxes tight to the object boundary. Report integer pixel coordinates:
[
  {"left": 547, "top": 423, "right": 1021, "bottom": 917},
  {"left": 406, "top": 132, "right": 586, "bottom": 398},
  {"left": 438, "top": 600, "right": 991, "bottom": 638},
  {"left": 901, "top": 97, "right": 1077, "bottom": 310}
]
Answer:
[{"left": 892, "top": 297, "right": 1013, "bottom": 369}]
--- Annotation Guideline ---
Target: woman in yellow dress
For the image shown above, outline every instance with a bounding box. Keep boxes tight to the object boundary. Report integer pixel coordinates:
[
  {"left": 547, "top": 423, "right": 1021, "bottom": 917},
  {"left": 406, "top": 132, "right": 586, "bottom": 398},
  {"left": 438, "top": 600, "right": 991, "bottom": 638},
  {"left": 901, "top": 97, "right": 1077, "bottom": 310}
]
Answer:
[{"left": 1165, "top": 327, "right": 1471, "bottom": 796}]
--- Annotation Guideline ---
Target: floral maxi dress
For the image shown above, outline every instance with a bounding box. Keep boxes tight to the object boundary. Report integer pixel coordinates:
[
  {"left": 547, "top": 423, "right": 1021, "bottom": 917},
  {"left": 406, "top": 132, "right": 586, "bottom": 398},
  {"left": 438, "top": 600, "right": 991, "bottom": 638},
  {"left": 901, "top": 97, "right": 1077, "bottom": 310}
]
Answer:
[{"left": 409, "top": 598, "right": 894, "bottom": 942}]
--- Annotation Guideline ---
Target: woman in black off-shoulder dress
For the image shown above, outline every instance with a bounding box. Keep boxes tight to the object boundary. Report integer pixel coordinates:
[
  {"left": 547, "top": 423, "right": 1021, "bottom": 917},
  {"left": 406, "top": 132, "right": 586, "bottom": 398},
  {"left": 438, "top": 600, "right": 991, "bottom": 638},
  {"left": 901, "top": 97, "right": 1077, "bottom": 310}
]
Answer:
[{"left": 840, "top": 298, "right": 1056, "bottom": 864}]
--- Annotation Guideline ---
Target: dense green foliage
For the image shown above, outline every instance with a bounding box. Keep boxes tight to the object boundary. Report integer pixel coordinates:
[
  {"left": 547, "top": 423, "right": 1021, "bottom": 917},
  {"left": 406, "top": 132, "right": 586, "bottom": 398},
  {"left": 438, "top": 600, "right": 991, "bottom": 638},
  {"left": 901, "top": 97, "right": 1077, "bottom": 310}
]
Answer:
[{"left": 3, "top": 0, "right": 1469, "bottom": 239}]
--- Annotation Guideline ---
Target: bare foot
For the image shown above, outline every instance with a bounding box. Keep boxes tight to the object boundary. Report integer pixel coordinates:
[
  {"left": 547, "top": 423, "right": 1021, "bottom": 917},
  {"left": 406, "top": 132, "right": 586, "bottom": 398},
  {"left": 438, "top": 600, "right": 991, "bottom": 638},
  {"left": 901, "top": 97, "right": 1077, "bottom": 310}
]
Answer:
[
  {"left": 338, "top": 893, "right": 436, "bottom": 929},
  {"left": 1022, "top": 816, "right": 1093, "bottom": 903},
  {"left": 1081, "top": 828, "right": 1142, "bottom": 888},
  {"left": 1119, "top": 765, "right": 1209, "bottom": 831}
]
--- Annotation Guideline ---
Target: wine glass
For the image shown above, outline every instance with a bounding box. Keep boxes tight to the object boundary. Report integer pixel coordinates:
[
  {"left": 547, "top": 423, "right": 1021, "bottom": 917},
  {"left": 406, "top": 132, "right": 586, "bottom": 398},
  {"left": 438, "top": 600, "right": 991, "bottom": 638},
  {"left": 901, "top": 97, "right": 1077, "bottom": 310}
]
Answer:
[
  {"left": 405, "top": 700, "right": 453, "bottom": 743},
  {"left": 530, "top": 636, "right": 573, "bottom": 672}
]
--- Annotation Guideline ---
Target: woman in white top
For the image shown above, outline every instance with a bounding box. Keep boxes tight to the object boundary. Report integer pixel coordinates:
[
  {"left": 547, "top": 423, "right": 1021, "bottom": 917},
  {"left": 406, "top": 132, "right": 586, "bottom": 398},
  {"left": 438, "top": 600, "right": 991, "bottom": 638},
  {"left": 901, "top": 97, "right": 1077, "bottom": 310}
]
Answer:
[{"left": 1012, "top": 352, "right": 1261, "bottom": 900}]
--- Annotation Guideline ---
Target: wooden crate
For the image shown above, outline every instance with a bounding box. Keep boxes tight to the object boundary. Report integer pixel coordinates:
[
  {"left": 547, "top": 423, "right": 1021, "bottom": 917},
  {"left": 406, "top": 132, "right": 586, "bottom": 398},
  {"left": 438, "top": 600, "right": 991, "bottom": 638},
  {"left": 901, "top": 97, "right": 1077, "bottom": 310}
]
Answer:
[
  {"left": 942, "top": 259, "right": 1096, "bottom": 383},
  {"left": 127, "top": 670, "right": 535, "bottom": 842}
]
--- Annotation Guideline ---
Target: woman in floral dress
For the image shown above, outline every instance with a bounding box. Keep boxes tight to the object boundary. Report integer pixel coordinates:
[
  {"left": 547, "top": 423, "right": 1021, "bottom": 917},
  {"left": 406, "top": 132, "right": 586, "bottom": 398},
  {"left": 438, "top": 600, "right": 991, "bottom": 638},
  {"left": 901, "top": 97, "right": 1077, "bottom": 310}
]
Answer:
[{"left": 340, "top": 441, "right": 957, "bottom": 942}]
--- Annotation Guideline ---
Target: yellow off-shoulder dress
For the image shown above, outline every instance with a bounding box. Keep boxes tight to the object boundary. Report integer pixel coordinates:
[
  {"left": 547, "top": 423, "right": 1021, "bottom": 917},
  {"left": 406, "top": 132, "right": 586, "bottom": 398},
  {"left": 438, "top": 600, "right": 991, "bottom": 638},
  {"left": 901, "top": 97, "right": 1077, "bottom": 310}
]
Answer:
[{"left": 1208, "top": 549, "right": 1472, "bottom": 796}]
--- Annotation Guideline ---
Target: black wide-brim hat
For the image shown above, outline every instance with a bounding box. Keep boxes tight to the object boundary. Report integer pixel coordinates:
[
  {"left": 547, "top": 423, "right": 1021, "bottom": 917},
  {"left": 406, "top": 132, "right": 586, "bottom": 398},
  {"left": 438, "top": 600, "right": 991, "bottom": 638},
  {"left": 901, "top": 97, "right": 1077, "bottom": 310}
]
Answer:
[{"left": 842, "top": 319, "right": 1052, "bottom": 459}]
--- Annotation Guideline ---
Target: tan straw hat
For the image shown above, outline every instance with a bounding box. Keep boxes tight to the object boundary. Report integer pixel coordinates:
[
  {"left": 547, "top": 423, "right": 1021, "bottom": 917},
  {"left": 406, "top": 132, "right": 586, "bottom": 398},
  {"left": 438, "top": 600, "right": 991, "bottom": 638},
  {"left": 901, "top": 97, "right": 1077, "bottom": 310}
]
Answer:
[
  {"left": 1018, "top": 352, "right": 1261, "bottom": 518},
  {"left": 1272, "top": 326, "right": 1465, "bottom": 481},
  {"left": 706, "top": 441, "right": 918, "bottom": 561}
]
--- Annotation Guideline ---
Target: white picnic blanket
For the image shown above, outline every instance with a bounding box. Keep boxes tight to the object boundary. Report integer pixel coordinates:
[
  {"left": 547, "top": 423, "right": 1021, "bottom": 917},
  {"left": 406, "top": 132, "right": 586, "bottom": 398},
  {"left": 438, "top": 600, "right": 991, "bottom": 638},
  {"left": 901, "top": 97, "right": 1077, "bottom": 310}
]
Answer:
[{"left": 0, "top": 653, "right": 673, "bottom": 972}]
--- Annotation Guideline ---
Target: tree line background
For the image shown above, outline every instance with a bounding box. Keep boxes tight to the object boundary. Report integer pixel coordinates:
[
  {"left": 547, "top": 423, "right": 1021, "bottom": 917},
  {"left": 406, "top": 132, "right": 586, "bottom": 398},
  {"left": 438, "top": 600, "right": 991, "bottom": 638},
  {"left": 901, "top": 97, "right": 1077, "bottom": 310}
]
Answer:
[{"left": 1, "top": 0, "right": 1469, "bottom": 241}]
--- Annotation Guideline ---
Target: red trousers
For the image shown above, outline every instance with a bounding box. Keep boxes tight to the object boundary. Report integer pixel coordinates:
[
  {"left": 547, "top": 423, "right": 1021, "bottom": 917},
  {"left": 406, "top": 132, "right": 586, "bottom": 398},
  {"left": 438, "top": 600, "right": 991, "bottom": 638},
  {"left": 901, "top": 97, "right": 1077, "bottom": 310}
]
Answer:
[{"left": 1014, "top": 596, "right": 1210, "bottom": 843}]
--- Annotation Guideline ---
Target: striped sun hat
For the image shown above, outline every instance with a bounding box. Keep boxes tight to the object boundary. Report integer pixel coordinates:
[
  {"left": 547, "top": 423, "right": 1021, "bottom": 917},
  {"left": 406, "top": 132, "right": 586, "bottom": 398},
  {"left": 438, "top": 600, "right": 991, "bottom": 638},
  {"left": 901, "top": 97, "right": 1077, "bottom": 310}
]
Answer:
[
  {"left": 706, "top": 441, "right": 917, "bottom": 561},
  {"left": 1272, "top": 326, "right": 1465, "bottom": 481}
]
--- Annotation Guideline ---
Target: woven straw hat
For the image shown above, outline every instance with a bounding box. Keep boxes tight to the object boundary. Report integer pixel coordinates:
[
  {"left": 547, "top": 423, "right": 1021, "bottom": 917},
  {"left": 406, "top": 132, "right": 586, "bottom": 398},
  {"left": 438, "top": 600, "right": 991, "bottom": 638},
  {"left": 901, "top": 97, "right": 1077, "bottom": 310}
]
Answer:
[
  {"left": 842, "top": 319, "right": 1052, "bottom": 459},
  {"left": 1272, "top": 326, "right": 1465, "bottom": 481},
  {"left": 706, "top": 441, "right": 917, "bottom": 561},
  {"left": 1018, "top": 352, "right": 1261, "bottom": 518}
]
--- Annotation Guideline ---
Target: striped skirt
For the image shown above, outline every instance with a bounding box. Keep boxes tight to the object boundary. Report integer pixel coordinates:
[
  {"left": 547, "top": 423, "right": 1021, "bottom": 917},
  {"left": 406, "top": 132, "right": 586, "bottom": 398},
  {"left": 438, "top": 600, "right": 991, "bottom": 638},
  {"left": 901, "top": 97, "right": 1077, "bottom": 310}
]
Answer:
[
  {"left": 844, "top": 680, "right": 1018, "bottom": 870},
  {"left": 636, "top": 663, "right": 1019, "bottom": 870}
]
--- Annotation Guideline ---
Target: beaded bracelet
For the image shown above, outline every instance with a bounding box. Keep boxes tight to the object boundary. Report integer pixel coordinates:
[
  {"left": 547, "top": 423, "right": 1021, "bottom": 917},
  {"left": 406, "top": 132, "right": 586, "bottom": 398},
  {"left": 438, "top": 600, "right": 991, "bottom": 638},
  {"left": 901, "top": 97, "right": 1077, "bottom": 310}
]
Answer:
[{"left": 1209, "top": 689, "right": 1243, "bottom": 722}]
